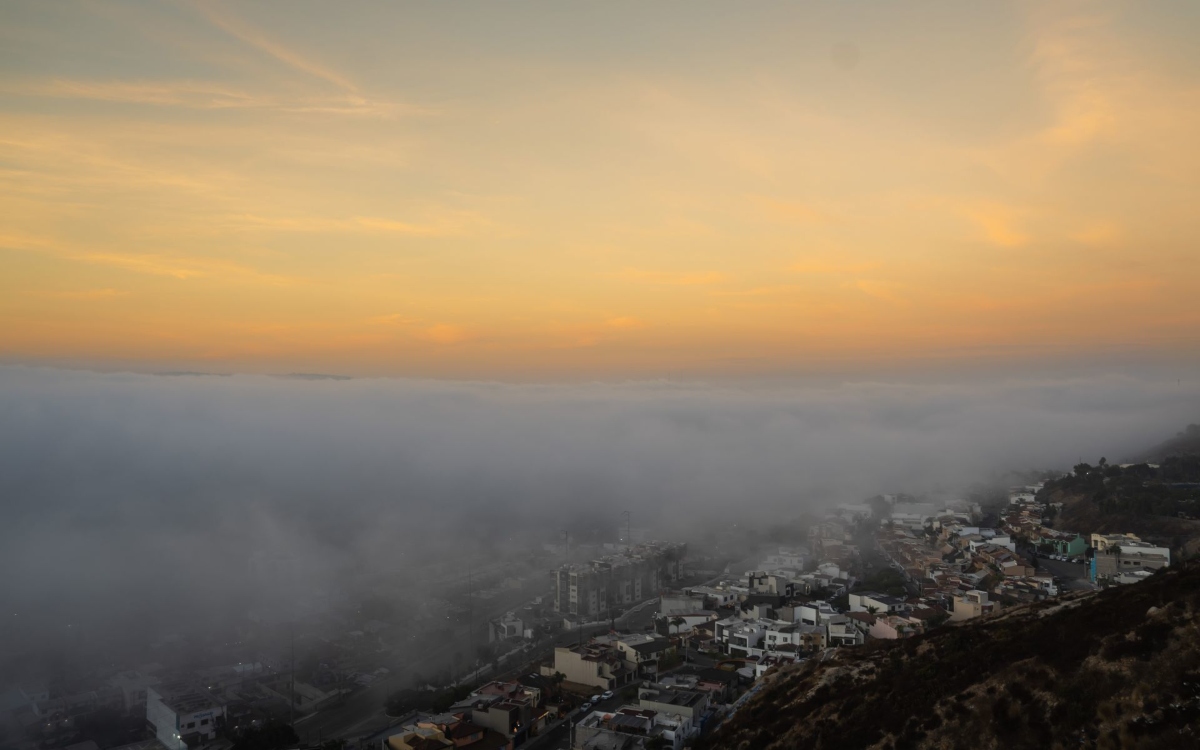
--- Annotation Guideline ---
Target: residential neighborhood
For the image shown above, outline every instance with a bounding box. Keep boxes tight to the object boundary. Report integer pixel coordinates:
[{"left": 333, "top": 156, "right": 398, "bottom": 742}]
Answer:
[{"left": 1, "top": 468, "right": 1187, "bottom": 750}]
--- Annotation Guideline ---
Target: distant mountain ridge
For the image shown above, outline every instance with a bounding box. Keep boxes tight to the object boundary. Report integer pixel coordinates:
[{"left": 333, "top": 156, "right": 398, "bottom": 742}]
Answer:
[{"left": 704, "top": 561, "right": 1200, "bottom": 750}]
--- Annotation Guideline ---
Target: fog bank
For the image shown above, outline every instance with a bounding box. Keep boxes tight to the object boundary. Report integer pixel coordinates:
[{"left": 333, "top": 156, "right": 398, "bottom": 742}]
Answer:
[{"left": 0, "top": 366, "right": 1196, "bottom": 662}]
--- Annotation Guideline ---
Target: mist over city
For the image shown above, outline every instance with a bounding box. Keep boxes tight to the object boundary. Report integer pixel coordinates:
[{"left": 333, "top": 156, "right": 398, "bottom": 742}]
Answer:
[
  {"left": 4, "top": 366, "right": 1196, "bottom": 668},
  {"left": 3, "top": 2, "right": 1200, "bottom": 749}
]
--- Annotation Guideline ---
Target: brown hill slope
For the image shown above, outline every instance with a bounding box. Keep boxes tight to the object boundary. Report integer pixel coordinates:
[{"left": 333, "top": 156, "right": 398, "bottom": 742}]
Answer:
[{"left": 703, "top": 562, "right": 1200, "bottom": 750}]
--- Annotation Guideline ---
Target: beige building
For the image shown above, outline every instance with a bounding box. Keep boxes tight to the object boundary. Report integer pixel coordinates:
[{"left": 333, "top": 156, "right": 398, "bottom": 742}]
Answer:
[
  {"left": 637, "top": 685, "right": 709, "bottom": 720},
  {"left": 545, "top": 643, "right": 631, "bottom": 690},
  {"left": 385, "top": 727, "right": 451, "bottom": 750},
  {"left": 1090, "top": 532, "right": 1142, "bottom": 552},
  {"left": 949, "top": 590, "right": 995, "bottom": 622}
]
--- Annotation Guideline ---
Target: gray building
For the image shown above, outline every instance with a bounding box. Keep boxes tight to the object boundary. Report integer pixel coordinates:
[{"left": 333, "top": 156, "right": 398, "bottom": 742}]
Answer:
[{"left": 554, "top": 542, "right": 686, "bottom": 618}]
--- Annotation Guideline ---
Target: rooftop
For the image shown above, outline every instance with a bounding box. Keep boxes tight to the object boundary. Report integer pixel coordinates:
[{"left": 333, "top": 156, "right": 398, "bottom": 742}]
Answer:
[
  {"left": 639, "top": 688, "right": 704, "bottom": 708},
  {"left": 152, "top": 682, "right": 220, "bottom": 715}
]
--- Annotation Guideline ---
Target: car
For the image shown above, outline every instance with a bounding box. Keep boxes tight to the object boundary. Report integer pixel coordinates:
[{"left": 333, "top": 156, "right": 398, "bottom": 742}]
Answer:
[
  {"left": 591, "top": 694, "right": 601, "bottom": 703},
  {"left": 602, "top": 690, "right": 614, "bottom": 700},
  {"left": 580, "top": 702, "right": 592, "bottom": 712}
]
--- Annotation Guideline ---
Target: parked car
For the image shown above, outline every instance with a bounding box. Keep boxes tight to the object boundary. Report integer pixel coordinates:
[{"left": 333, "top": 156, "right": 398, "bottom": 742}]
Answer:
[
  {"left": 591, "top": 695, "right": 601, "bottom": 703},
  {"left": 602, "top": 690, "right": 614, "bottom": 700},
  {"left": 580, "top": 702, "right": 592, "bottom": 712}
]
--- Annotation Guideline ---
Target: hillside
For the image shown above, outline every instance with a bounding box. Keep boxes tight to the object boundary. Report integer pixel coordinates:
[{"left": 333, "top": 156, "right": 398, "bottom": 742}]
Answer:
[
  {"left": 1031, "top": 423, "right": 1200, "bottom": 557},
  {"left": 1132, "top": 423, "right": 1200, "bottom": 463},
  {"left": 1040, "top": 452, "right": 1200, "bottom": 558},
  {"left": 703, "top": 562, "right": 1200, "bottom": 750}
]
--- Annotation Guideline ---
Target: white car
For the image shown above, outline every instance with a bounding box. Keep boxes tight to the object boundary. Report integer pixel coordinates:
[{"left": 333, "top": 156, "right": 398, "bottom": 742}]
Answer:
[
  {"left": 580, "top": 702, "right": 592, "bottom": 713},
  {"left": 602, "top": 690, "right": 614, "bottom": 700},
  {"left": 591, "top": 694, "right": 601, "bottom": 703}
]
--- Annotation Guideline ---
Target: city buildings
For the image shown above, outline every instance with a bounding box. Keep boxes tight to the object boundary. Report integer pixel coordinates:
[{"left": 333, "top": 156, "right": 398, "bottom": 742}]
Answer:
[{"left": 553, "top": 543, "right": 686, "bottom": 621}]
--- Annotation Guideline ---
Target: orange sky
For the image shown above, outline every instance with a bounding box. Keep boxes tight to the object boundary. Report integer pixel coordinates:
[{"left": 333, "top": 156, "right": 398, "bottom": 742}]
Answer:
[{"left": 2, "top": 1, "right": 1198, "bottom": 378}]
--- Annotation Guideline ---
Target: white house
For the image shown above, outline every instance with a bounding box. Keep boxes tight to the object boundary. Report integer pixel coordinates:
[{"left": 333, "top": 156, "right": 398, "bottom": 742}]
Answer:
[
  {"left": 796, "top": 601, "right": 838, "bottom": 626},
  {"left": 848, "top": 592, "right": 906, "bottom": 614},
  {"left": 146, "top": 684, "right": 224, "bottom": 750}
]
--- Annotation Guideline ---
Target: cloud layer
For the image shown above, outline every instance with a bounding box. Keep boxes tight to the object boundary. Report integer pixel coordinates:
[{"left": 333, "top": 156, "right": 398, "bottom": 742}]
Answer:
[{"left": 1, "top": 365, "right": 1196, "bottom": 662}]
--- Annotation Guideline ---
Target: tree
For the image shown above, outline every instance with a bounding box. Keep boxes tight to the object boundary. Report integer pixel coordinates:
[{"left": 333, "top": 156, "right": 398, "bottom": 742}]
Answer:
[{"left": 670, "top": 616, "right": 686, "bottom": 634}]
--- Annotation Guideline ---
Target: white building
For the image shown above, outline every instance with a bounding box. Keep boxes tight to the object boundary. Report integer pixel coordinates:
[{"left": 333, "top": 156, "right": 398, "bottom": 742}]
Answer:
[
  {"left": 848, "top": 592, "right": 907, "bottom": 614},
  {"left": 146, "top": 684, "right": 224, "bottom": 750},
  {"left": 796, "top": 601, "right": 838, "bottom": 626}
]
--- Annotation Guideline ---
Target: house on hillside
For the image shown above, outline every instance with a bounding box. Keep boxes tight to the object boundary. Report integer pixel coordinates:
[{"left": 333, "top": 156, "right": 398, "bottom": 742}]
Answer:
[
  {"left": 949, "top": 590, "right": 995, "bottom": 621},
  {"left": 1052, "top": 534, "right": 1088, "bottom": 557}
]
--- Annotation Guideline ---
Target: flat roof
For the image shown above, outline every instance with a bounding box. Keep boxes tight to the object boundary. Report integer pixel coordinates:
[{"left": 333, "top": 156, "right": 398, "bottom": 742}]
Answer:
[{"left": 641, "top": 689, "right": 703, "bottom": 707}]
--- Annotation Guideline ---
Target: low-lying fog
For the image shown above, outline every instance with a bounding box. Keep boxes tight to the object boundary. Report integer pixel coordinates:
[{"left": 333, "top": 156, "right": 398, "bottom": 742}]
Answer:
[{"left": 1, "top": 365, "right": 1196, "bottom": 672}]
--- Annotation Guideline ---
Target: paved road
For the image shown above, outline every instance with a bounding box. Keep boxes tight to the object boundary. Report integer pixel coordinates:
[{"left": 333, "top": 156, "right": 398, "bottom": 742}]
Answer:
[{"left": 530, "top": 691, "right": 631, "bottom": 750}]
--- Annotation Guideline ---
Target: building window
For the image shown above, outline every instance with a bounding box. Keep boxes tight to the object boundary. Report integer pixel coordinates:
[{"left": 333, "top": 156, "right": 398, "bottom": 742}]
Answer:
[
  {"left": 201, "top": 719, "right": 209, "bottom": 726},
  {"left": 187, "top": 722, "right": 196, "bottom": 729}
]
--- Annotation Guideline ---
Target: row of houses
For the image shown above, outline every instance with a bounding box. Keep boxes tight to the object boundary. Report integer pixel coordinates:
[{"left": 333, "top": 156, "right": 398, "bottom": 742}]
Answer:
[
  {"left": 384, "top": 676, "right": 559, "bottom": 750},
  {"left": 1002, "top": 488, "right": 1172, "bottom": 585}
]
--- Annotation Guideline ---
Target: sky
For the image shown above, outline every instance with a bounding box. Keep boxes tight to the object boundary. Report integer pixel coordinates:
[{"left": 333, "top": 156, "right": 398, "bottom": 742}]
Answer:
[{"left": 2, "top": 1, "right": 1199, "bottom": 378}]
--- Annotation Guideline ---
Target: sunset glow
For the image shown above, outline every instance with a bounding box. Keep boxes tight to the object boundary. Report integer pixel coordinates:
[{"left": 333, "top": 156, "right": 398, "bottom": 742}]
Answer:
[{"left": 2, "top": 2, "right": 1198, "bottom": 377}]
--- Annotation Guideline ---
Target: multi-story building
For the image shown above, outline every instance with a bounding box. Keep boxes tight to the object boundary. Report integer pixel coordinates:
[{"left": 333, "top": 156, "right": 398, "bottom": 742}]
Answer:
[
  {"left": 554, "top": 542, "right": 686, "bottom": 619},
  {"left": 614, "top": 635, "right": 670, "bottom": 679},
  {"left": 146, "top": 683, "right": 224, "bottom": 750},
  {"left": 545, "top": 642, "right": 632, "bottom": 690},
  {"left": 949, "top": 590, "right": 995, "bottom": 621},
  {"left": 636, "top": 685, "right": 708, "bottom": 721},
  {"left": 1090, "top": 543, "right": 1171, "bottom": 582},
  {"left": 1090, "top": 533, "right": 1143, "bottom": 552}
]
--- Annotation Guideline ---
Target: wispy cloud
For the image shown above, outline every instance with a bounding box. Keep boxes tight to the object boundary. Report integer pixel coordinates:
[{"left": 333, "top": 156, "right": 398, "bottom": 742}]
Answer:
[
  {"left": 605, "top": 316, "right": 644, "bottom": 329},
  {"left": 0, "top": 78, "right": 400, "bottom": 116},
  {"left": 420, "top": 324, "right": 470, "bottom": 345},
  {"left": 616, "top": 268, "right": 725, "bottom": 286},
  {"left": 368, "top": 313, "right": 420, "bottom": 327},
  {"left": 790, "top": 258, "right": 880, "bottom": 275},
  {"left": 192, "top": 1, "right": 359, "bottom": 93},
  {"left": 1, "top": 229, "right": 297, "bottom": 285},
  {"left": 967, "top": 203, "right": 1029, "bottom": 247},
  {"left": 74, "top": 251, "right": 295, "bottom": 285},
  {"left": 752, "top": 196, "right": 827, "bottom": 224},
  {"left": 225, "top": 213, "right": 485, "bottom": 237},
  {"left": 26, "top": 288, "right": 128, "bottom": 301},
  {"left": 850, "top": 278, "right": 906, "bottom": 303}
]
